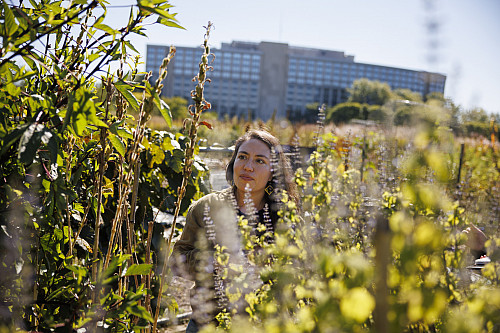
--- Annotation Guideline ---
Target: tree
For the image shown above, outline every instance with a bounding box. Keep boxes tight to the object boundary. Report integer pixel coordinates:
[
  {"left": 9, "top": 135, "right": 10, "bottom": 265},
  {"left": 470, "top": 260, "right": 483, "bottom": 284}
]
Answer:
[
  {"left": 163, "top": 96, "right": 189, "bottom": 120},
  {"left": 393, "top": 88, "right": 423, "bottom": 102},
  {"left": 425, "top": 91, "right": 446, "bottom": 103},
  {"left": 347, "top": 78, "right": 392, "bottom": 106},
  {"left": 461, "top": 107, "right": 490, "bottom": 123}
]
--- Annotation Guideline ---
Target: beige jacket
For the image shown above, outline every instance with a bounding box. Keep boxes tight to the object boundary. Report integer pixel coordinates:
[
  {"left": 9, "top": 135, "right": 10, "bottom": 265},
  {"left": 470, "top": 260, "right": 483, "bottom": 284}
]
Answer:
[{"left": 171, "top": 187, "right": 241, "bottom": 279}]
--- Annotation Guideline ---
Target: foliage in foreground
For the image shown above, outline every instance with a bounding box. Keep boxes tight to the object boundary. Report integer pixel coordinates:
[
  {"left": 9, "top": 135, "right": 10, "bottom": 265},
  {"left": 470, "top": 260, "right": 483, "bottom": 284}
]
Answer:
[
  {"left": 194, "top": 118, "right": 500, "bottom": 333},
  {"left": 0, "top": 0, "right": 212, "bottom": 331}
]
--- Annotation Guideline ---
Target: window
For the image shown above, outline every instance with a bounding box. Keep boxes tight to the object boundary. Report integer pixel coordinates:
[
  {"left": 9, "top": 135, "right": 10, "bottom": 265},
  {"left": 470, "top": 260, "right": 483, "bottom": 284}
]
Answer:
[
  {"left": 223, "top": 55, "right": 232, "bottom": 65},
  {"left": 316, "top": 64, "right": 323, "bottom": 75}
]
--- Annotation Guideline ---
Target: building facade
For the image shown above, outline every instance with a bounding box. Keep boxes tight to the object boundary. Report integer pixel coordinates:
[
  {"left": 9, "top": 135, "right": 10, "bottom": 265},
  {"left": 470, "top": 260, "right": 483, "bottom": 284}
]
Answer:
[{"left": 146, "top": 41, "right": 446, "bottom": 120}]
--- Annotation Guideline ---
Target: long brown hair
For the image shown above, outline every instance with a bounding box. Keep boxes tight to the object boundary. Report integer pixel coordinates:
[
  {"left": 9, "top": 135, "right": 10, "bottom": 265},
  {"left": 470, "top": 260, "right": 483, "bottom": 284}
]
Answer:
[{"left": 225, "top": 129, "right": 299, "bottom": 207}]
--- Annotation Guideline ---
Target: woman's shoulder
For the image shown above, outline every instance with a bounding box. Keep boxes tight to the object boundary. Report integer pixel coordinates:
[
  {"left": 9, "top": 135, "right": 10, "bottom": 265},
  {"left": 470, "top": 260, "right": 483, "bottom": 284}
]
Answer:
[{"left": 190, "top": 187, "right": 234, "bottom": 211}]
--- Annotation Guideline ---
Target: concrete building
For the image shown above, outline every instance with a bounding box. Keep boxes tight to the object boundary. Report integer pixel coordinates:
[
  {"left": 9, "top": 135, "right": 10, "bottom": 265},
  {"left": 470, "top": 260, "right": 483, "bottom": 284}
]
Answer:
[{"left": 146, "top": 41, "right": 446, "bottom": 120}]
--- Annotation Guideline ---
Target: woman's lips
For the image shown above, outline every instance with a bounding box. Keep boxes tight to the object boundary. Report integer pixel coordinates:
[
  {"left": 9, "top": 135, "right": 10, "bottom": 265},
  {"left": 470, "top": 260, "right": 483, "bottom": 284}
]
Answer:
[{"left": 239, "top": 175, "right": 254, "bottom": 181}]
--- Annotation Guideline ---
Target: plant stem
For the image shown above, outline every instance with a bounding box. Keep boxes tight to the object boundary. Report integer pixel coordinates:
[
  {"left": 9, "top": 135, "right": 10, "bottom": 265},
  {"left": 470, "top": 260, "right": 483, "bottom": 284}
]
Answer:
[
  {"left": 374, "top": 212, "right": 390, "bottom": 333},
  {"left": 153, "top": 22, "right": 214, "bottom": 332}
]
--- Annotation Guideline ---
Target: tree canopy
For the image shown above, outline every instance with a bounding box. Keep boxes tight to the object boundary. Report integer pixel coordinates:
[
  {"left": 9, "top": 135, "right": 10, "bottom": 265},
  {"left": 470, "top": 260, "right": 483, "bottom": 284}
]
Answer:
[{"left": 347, "top": 78, "right": 392, "bottom": 106}]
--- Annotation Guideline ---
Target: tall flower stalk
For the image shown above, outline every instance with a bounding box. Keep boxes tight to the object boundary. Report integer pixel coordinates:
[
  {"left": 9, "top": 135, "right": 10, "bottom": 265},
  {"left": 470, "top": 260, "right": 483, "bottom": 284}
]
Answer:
[{"left": 153, "top": 22, "right": 214, "bottom": 331}]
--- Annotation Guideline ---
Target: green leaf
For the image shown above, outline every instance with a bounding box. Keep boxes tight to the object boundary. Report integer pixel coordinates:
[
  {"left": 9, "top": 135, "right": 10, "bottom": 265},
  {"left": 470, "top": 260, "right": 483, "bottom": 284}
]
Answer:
[
  {"left": 13, "top": 30, "right": 31, "bottom": 47},
  {"left": 3, "top": 1, "right": 19, "bottom": 37},
  {"left": 149, "top": 143, "right": 165, "bottom": 168},
  {"left": 3, "top": 68, "right": 21, "bottom": 96},
  {"left": 21, "top": 55, "right": 37, "bottom": 70},
  {"left": 156, "top": 17, "right": 185, "bottom": 30},
  {"left": 161, "top": 136, "right": 180, "bottom": 152},
  {"left": 66, "top": 265, "right": 88, "bottom": 285},
  {"left": 0, "top": 123, "right": 29, "bottom": 158},
  {"left": 109, "top": 133, "right": 126, "bottom": 157},
  {"left": 124, "top": 40, "right": 139, "bottom": 54},
  {"left": 123, "top": 264, "right": 153, "bottom": 276},
  {"left": 94, "top": 23, "right": 119, "bottom": 37},
  {"left": 169, "top": 149, "right": 184, "bottom": 173},
  {"left": 71, "top": 87, "right": 108, "bottom": 133},
  {"left": 13, "top": 68, "right": 36, "bottom": 82},
  {"left": 153, "top": 94, "right": 171, "bottom": 127},
  {"left": 114, "top": 80, "right": 140, "bottom": 111},
  {"left": 17, "top": 123, "right": 47, "bottom": 165},
  {"left": 116, "top": 127, "right": 133, "bottom": 140},
  {"left": 137, "top": 1, "right": 172, "bottom": 19},
  {"left": 72, "top": 109, "right": 88, "bottom": 136},
  {"left": 109, "top": 120, "right": 133, "bottom": 140},
  {"left": 101, "top": 254, "right": 131, "bottom": 282},
  {"left": 94, "top": 13, "right": 105, "bottom": 26},
  {"left": 6, "top": 82, "right": 21, "bottom": 96},
  {"left": 87, "top": 52, "right": 100, "bottom": 62},
  {"left": 126, "top": 304, "right": 153, "bottom": 322}
]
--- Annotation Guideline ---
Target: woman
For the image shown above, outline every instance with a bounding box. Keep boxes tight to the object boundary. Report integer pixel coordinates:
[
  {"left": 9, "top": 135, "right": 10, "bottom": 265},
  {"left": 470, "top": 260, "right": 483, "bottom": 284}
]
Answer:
[{"left": 171, "top": 129, "right": 298, "bottom": 332}]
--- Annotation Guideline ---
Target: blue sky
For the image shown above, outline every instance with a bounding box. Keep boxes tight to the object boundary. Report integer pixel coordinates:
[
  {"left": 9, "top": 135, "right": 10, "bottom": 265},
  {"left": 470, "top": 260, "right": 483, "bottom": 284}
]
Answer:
[{"left": 107, "top": 0, "right": 500, "bottom": 114}]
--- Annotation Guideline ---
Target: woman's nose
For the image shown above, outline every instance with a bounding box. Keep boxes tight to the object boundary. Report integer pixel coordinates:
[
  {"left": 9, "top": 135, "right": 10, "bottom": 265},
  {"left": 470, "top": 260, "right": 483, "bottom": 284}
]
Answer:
[{"left": 243, "top": 160, "right": 253, "bottom": 171}]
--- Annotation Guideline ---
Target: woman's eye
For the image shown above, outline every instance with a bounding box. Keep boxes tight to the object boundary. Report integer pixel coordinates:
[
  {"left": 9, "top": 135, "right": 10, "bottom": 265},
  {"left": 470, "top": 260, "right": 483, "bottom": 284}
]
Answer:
[{"left": 237, "top": 155, "right": 247, "bottom": 160}]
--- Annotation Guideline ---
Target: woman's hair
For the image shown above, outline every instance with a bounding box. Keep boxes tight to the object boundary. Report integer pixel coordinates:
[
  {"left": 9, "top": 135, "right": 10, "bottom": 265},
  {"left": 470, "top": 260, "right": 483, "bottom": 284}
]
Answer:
[{"left": 225, "top": 129, "right": 299, "bottom": 207}]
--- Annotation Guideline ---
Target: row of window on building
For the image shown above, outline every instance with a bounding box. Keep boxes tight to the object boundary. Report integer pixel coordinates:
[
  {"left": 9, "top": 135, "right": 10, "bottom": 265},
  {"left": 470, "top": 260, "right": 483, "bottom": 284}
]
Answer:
[
  {"left": 148, "top": 48, "right": 444, "bottom": 95},
  {"left": 146, "top": 43, "right": 446, "bottom": 119},
  {"left": 172, "top": 76, "right": 260, "bottom": 111}
]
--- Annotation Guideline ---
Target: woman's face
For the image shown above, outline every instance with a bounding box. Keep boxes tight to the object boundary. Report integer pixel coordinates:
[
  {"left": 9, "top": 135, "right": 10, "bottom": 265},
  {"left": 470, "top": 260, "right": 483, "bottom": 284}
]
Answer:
[{"left": 233, "top": 138, "right": 272, "bottom": 195}]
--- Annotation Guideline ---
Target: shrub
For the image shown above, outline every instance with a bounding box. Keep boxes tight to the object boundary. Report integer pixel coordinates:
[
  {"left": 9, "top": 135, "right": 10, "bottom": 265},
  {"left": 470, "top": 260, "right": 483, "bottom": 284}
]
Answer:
[{"left": 326, "top": 102, "right": 362, "bottom": 124}]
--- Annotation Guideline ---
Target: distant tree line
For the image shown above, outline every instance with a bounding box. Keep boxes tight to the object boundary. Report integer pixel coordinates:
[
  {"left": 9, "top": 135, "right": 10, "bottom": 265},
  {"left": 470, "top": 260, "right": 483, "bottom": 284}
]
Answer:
[{"left": 297, "top": 79, "right": 499, "bottom": 140}]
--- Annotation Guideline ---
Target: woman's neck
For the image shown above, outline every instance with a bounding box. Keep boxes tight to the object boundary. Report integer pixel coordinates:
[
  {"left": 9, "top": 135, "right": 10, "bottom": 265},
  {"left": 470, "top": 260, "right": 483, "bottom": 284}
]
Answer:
[{"left": 235, "top": 188, "right": 265, "bottom": 214}]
